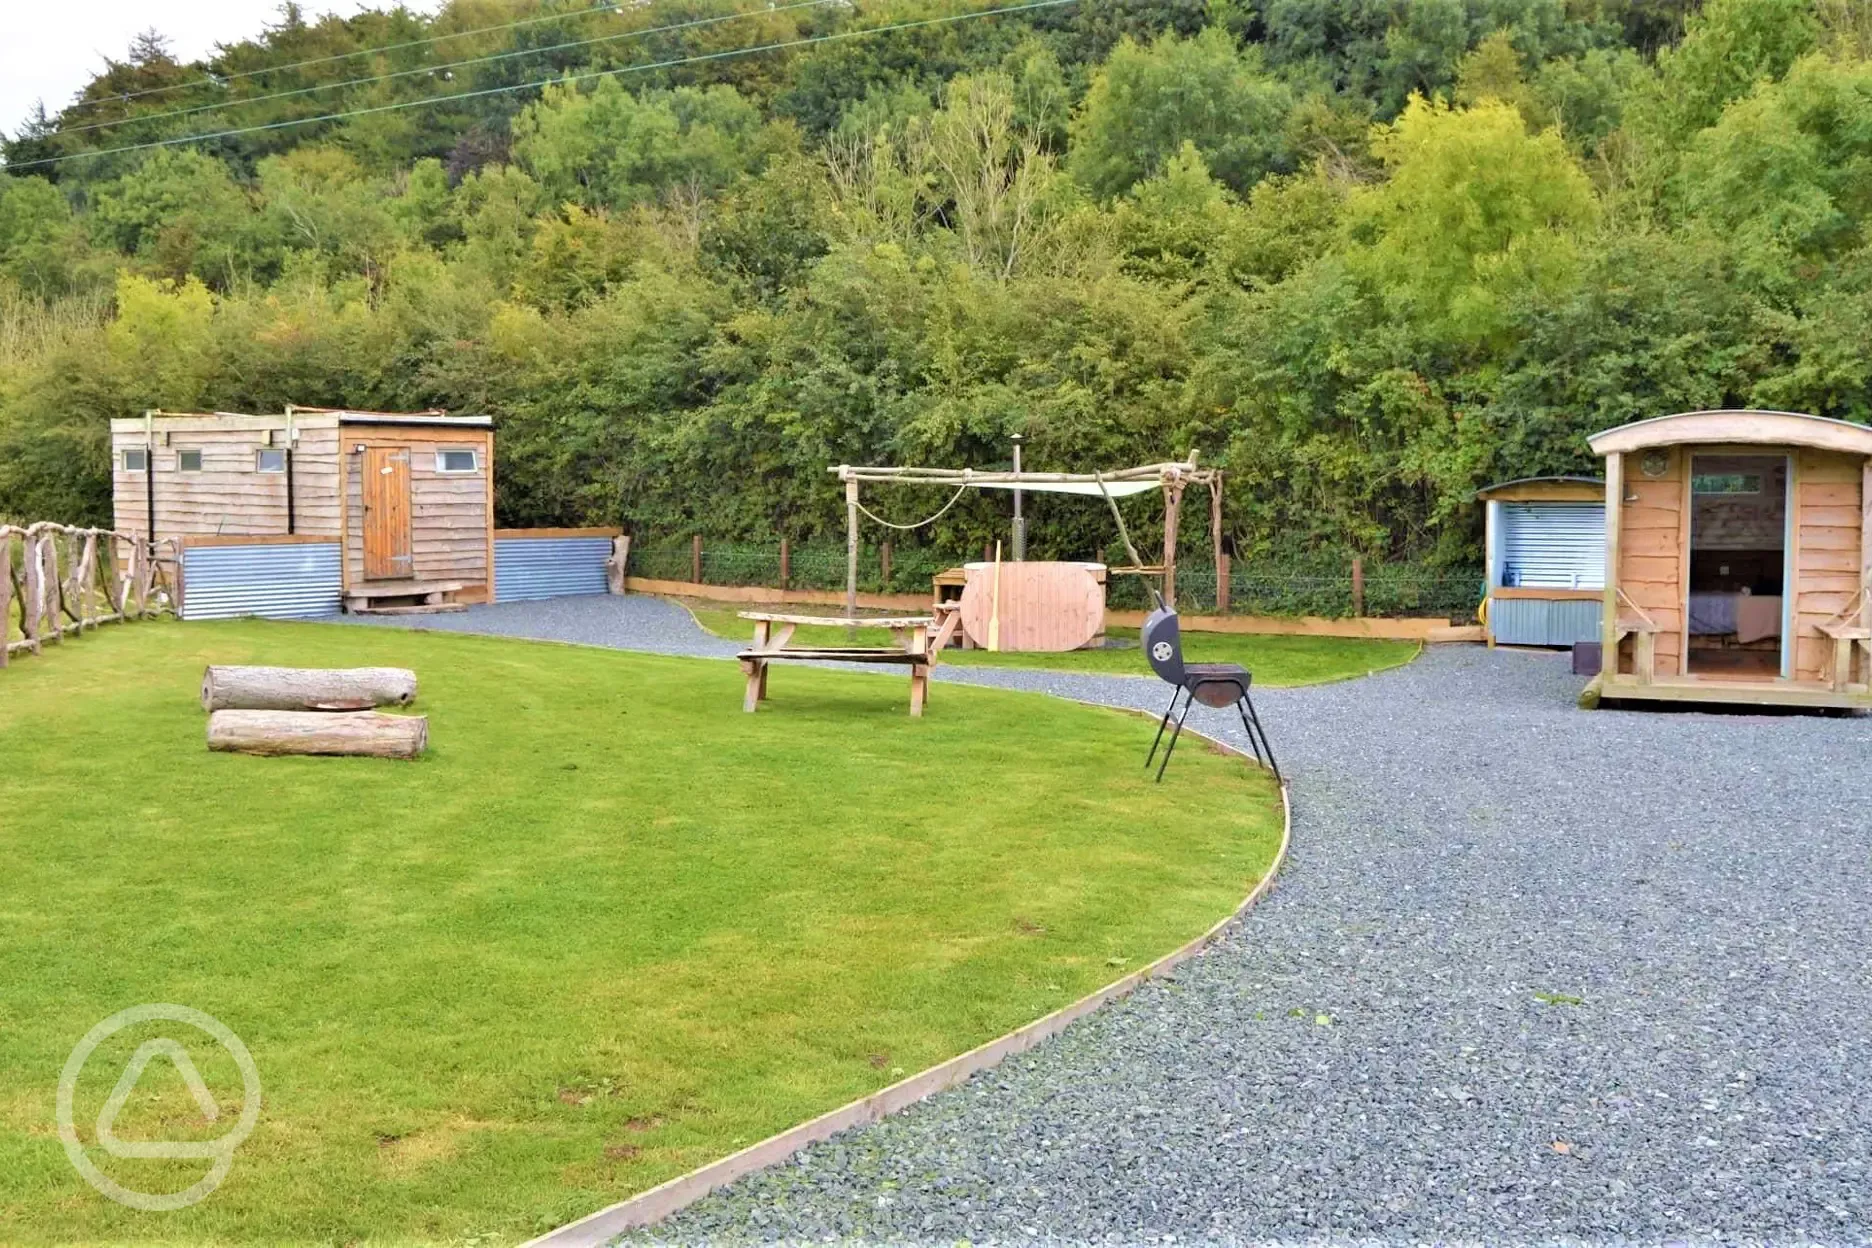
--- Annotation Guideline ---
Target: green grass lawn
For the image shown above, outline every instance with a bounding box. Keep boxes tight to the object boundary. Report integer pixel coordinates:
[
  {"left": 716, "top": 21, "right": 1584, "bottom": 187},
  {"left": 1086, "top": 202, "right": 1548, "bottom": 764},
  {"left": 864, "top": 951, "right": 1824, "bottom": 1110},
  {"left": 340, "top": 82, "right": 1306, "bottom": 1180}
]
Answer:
[
  {"left": 682, "top": 599, "right": 1421, "bottom": 686},
  {"left": 0, "top": 620, "right": 1282, "bottom": 1245}
]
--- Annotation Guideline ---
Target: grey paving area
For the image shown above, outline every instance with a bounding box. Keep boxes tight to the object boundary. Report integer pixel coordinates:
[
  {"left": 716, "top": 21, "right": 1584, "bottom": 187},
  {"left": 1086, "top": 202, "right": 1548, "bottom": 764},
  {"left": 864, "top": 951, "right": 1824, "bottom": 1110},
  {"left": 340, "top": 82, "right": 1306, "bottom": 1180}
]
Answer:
[{"left": 354, "top": 596, "right": 1872, "bottom": 1245}]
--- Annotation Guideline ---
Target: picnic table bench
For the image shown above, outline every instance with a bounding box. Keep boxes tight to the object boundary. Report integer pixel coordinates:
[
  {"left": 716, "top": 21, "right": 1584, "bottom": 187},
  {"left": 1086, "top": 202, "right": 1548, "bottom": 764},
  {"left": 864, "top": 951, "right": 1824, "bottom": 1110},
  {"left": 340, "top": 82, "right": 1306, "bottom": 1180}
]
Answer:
[{"left": 737, "top": 611, "right": 961, "bottom": 716}]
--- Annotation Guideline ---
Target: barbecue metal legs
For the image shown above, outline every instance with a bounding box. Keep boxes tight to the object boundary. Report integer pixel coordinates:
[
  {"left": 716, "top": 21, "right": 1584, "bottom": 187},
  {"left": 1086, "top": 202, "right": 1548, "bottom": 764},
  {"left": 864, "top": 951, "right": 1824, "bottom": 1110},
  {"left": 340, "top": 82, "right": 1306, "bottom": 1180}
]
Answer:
[
  {"left": 1147, "top": 686, "right": 1281, "bottom": 785},
  {"left": 1155, "top": 692, "right": 1195, "bottom": 783},
  {"left": 1145, "top": 689, "right": 1182, "bottom": 772},
  {"left": 1237, "top": 693, "right": 1281, "bottom": 783}
]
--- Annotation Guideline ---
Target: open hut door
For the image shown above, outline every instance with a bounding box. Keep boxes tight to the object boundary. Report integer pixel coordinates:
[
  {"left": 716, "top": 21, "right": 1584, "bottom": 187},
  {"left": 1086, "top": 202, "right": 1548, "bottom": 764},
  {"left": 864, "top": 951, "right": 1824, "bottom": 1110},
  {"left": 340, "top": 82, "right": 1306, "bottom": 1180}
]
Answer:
[{"left": 362, "top": 446, "right": 413, "bottom": 580}]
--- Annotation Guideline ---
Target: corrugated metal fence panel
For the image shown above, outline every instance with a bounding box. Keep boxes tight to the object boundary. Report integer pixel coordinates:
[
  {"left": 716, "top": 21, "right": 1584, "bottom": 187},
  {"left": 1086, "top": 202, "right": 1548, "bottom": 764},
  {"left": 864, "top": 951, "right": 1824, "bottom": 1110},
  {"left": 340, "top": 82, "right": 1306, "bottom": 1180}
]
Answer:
[
  {"left": 182, "top": 543, "right": 342, "bottom": 621},
  {"left": 1500, "top": 502, "right": 1606, "bottom": 589},
  {"left": 1491, "top": 597, "right": 1604, "bottom": 647},
  {"left": 495, "top": 536, "right": 612, "bottom": 602}
]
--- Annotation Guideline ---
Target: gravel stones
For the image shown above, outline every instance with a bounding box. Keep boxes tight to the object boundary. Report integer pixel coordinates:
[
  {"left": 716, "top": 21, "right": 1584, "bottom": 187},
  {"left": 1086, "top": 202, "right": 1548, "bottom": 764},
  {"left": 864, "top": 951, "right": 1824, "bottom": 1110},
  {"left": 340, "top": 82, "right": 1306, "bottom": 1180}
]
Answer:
[{"left": 342, "top": 597, "right": 1872, "bottom": 1244}]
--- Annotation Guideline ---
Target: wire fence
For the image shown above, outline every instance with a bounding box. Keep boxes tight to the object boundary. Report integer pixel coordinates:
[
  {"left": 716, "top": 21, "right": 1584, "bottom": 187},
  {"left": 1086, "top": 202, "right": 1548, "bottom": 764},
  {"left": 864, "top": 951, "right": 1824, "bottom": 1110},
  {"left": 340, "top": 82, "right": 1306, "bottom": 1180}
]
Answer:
[{"left": 629, "top": 540, "right": 1483, "bottom": 621}]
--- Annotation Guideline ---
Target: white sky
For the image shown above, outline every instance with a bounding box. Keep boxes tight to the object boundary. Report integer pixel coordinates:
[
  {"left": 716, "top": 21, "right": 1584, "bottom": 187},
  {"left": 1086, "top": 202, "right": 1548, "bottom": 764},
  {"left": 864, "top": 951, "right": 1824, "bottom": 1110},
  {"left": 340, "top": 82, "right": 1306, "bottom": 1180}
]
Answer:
[{"left": 0, "top": 1, "right": 432, "bottom": 138}]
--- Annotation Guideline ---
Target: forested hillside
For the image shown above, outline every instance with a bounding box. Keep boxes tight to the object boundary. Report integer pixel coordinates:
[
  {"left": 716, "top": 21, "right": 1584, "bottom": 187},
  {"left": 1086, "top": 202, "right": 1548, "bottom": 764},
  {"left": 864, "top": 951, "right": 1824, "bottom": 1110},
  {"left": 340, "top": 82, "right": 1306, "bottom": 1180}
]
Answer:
[{"left": 2, "top": 0, "right": 1867, "bottom": 570}]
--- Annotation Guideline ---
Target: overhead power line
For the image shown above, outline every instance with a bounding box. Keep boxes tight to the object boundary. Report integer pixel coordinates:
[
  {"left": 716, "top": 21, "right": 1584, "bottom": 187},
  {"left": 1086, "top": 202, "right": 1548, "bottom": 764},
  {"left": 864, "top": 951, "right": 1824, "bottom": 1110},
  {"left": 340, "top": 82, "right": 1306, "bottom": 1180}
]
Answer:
[
  {"left": 64, "top": 1, "right": 638, "bottom": 114},
  {"left": 59, "top": 0, "right": 844, "bottom": 138},
  {"left": 7, "top": 0, "right": 1077, "bottom": 172}
]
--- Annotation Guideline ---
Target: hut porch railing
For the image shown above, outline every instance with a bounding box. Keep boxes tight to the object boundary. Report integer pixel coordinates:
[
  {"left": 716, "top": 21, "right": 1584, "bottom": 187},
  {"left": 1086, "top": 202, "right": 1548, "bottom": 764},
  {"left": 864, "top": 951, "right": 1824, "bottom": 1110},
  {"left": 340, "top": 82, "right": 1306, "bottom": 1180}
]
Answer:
[
  {"left": 1817, "top": 589, "right": 1872, "bottom": 693},
  {"left": 1609, "top": 590, "right": 1664, "bottom": 685}
]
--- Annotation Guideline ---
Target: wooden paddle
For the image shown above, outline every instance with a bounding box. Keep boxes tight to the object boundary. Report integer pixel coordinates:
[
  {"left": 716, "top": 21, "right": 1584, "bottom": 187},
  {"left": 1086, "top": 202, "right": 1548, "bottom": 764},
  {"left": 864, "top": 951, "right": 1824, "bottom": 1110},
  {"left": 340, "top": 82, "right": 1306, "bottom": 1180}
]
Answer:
[{"left": 988, "top": 541, "right": 1002, "bottom": 652}]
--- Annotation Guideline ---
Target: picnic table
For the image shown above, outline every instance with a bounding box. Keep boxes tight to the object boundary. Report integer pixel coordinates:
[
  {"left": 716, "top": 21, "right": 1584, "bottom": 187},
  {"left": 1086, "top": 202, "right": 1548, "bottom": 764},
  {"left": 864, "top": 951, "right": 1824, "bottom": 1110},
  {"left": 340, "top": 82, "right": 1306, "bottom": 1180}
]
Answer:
[{"left": 737, "top": 611, "right": 961, "bottom": 716}]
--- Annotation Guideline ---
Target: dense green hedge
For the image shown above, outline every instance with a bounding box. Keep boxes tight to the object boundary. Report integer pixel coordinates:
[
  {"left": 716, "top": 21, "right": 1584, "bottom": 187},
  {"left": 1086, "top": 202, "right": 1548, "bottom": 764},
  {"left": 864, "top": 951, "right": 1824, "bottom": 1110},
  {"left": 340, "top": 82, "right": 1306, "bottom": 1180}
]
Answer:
[{"left": 4, "top": 0, "right": 1867, "bottom": 578}]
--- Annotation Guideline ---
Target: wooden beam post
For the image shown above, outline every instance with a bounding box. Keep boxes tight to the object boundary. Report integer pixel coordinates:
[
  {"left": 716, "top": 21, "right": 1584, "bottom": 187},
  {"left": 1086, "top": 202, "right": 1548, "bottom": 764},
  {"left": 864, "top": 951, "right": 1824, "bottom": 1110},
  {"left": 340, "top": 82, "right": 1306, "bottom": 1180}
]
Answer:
[
  {"left": 1351, "top": 555, "right": 1366, "bottom": 619},
  {"left": 1862, "top": 459, "right": 1871, "bottom": 638},
  {"left": 1785, "top": 453, "right": 1802, "bottom": 682},
  {"left": 845, "top": 478, "right": 860, "bottom": 619},
  {"left": 1210, "top": 476, "right": 1227, "bottom": 614},
  {"left": 1602, "top": 452, "right": 1623, "bottom": 677},
  {"left": 779, "top": 536, "right": 791, "bottom": 590},
  {"left": 880, "top": 540, "right": 892, "bottom": 592},
  {"left": 1162, "top": 483, "right": 1183, "bottom": 610},
  {"left": 691, "top": 533, "right": 703, "bottom": 585}
]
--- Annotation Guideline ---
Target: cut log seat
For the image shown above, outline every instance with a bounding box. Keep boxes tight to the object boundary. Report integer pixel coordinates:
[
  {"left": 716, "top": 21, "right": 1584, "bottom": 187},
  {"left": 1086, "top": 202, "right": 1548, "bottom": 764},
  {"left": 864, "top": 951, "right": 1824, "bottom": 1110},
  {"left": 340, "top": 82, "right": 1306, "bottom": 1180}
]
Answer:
[
  {"left": 202, "top": 664, "right": 417, "bottom": 711},
  {"left": 207, "top": 709, "right": 428, "bottom": 759}
]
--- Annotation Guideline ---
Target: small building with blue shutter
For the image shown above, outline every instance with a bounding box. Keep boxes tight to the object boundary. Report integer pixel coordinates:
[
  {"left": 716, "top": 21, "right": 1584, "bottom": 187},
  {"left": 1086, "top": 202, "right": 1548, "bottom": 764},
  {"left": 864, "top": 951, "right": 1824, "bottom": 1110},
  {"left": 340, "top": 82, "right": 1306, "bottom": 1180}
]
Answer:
[{"left": 1478, "top": 476, "right": 1606, "bottom": 647}]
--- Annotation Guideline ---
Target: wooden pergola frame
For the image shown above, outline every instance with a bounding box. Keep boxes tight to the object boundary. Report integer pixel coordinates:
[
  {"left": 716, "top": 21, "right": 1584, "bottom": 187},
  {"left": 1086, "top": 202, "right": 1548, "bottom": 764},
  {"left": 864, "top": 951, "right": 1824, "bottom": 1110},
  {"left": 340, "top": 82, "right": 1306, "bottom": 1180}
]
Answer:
[{"left": 830, "top": 456, "right": 1225, "bottom": 616}]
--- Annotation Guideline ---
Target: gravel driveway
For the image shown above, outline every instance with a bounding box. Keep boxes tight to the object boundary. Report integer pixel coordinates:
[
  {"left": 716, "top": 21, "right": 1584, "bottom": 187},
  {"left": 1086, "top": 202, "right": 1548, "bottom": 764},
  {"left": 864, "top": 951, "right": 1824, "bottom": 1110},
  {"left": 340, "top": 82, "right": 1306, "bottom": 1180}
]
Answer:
[{"left": 350, "top": 595, "right": 1872, "bottom": 1245}]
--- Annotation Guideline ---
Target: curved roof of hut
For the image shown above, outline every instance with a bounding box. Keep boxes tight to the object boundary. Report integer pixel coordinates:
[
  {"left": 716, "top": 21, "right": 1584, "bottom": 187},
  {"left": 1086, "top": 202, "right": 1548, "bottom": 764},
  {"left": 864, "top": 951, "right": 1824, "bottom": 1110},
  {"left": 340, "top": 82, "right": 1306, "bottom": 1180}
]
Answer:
[
  {"left": 1589, "top": 409, "right": 1872, "bottom": 457},
  {"left": 1474, "top": 475, "right": 1603, "bottom": 501}
]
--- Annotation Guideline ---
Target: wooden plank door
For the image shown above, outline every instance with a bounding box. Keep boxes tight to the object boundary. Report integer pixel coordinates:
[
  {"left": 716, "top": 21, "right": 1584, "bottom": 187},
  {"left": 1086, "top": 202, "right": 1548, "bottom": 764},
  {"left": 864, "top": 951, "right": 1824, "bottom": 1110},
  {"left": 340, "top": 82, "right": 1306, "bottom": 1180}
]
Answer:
[{"left": 362, "top": 446, "right": 413, "bottom": 580}]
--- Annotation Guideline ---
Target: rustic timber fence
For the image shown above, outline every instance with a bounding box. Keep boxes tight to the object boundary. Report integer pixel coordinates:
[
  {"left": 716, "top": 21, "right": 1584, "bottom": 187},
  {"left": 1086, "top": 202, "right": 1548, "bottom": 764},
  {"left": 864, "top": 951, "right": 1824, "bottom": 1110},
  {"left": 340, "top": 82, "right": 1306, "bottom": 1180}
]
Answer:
[
  {"left": 627, "top": 538, "right": 1482, "bottom": 621},
  {"left": 1, "top": 522, "right": 176, "bottom": 668}
]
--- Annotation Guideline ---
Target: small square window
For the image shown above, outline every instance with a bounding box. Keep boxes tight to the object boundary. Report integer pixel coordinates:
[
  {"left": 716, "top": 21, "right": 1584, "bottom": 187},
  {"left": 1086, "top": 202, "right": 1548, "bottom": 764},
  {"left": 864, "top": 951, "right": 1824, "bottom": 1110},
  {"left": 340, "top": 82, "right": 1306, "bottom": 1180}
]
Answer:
[
  {"left": 1692, "top": 473, "right": 1762, "bottom": 495},
  {"left": 122, "top": 448, "right": 148, "bottom": 472},
  {"left": 256, "top": 448, "right": 287, "bottom": 473},
  {"left": 435, "top": 448, "right": 479, "bottom": 474},
  {"left": 177, "top": 449, "right": 203, "bottom": 472}
]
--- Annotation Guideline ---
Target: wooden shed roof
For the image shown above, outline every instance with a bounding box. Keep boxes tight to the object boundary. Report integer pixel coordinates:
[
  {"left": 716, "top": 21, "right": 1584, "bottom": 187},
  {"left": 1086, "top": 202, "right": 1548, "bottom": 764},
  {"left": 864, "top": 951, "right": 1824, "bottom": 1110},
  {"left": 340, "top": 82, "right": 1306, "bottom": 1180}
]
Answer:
[
  {"left": 1589, "top": 409, "right": 1872, "bottom": 457},
  {"left": 109, "top": 408, "right": 492, "bottom": 432}
]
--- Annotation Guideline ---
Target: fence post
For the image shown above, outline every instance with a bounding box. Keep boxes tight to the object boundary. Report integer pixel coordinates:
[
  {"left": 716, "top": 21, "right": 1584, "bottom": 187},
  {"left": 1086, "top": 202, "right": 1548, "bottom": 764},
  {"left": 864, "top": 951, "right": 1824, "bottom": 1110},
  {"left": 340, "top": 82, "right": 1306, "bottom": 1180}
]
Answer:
[
  {"left": 691, "top": 534, "right": 703, "bottom": 585},
  {"left": 133, "top": 539, "right": 149, "bottom": 618},
  {"left": 0, "top": 530, "right": 11, "bottom": 667},
  {"left": 606, "top": 535, "right": 630, "bottom": 595},
  {"left": 779, "top": 536, "right": 790, "bottom": 590},
  {"left": 880, "top": 541, "right": 892, "bottom": 593},
  {"left": 1351, "top": 555, "right": 1366, "bottom": 619},
  {"left": 42, "top": 533, "right": 62, "bottom": 644},
  {"left": 74, "top": 531, "right": 97, "bottom": 630},
  {"left": 23, "top": 531, "right": 41, "bottom": 652}
]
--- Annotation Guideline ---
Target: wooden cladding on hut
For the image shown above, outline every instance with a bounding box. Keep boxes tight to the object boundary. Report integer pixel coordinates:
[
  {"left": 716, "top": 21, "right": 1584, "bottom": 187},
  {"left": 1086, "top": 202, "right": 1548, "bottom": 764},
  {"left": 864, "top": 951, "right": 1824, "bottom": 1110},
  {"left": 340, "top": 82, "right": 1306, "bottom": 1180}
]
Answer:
[
  {"left": 1587, "top": 409, "right": 1872, "bottom": 710},
  {"left": 110, "top": 407, "right": 494, "bottom": 606}
]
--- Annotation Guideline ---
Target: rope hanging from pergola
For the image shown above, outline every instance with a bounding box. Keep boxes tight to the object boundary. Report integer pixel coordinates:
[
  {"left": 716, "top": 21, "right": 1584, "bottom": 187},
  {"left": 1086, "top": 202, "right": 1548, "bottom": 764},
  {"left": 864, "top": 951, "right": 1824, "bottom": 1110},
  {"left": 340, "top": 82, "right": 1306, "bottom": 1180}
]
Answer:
[{"left": 828, "top": 454, "right": 1226, "bottom": 616}]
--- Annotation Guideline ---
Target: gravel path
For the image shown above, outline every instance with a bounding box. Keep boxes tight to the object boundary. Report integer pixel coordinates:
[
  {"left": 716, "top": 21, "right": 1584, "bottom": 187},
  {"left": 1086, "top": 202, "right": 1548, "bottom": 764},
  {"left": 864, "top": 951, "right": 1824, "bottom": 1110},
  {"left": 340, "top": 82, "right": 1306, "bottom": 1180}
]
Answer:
[{"left": 350, "top": 595, "right": 1872, "bottom": 1244}]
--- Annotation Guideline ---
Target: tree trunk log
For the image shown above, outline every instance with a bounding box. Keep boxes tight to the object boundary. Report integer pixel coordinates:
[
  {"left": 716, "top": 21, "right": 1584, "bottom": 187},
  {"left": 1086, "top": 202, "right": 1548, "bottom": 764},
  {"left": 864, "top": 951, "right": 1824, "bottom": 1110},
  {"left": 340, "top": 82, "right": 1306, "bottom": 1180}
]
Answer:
[
  {"left": 207, "top": 710, "right": 428, "bottom": 758},
  {"left": 201, "top": 665, "right": 419, "bottom": 711}
]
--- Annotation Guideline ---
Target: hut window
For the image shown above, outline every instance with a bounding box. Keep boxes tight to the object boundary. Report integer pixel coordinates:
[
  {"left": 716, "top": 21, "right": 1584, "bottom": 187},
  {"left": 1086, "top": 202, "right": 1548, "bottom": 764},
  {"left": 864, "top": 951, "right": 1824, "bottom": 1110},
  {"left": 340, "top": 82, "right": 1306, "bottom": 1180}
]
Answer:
[
  {"left": 1498, "top": 502, "right": 1605, "bottom": 589},
  {"left": 122, "top": 448, "right": 148, "bottom": 472},
  {"left": 177, "top": 450, "right": 203, "bottom": 472},
  {"left": 256, "top": 448, "right": 287, "bottom": 473},
  {"left": 435, "top": 448, "right": 479, "bottom": 474},
  {"left": 1693, "top": 472, "right": 1762, "bottom": 495}
]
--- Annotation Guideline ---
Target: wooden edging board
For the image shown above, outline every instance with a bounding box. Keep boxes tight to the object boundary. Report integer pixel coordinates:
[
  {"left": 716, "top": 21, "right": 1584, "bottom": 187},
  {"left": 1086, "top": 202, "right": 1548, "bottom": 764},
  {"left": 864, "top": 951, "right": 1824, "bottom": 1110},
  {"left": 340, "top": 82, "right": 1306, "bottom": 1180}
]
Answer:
[
  {"left": 521, "top": 735, "right": 1292, "bottom": 1247},
  {"left": 624, "top": 575, "right": 931, "bottom": 611},
  {"left": 626, "top": 577, "right": 1481, "bottom": 642},
  {"left": 1103, "top": 608, "right": 1480, "bottom": 642},
  {"left": 494, "top": 527, "right": 623, "bottom": 540},
  {"left": 173, "top": 533, "right": 339, "bottom": 548}
]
